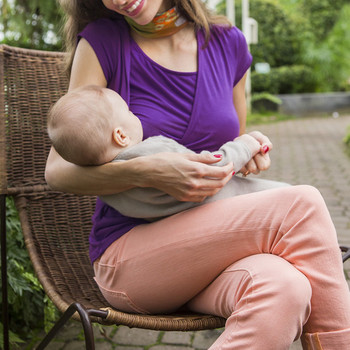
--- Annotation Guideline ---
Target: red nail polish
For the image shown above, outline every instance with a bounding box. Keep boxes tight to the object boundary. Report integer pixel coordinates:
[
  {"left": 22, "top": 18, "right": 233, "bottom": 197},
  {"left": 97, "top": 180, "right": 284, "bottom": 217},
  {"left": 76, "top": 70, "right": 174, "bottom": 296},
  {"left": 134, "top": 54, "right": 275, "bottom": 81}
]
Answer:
[
  {"left": 263, "top": 145, "right": 269, "bottom": 153},
  {"left": 232, "top": 171, "right": 236, "bottom": 176},
  {"left": 214, "top": 154, "right": 222, "bottom": 158}
]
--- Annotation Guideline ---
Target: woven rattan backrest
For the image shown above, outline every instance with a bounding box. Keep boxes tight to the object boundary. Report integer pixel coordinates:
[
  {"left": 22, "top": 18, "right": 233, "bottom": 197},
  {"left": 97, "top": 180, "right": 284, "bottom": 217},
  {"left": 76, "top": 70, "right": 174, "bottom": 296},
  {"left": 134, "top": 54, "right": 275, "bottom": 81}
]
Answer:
[
  {"left": 0, "top": 44, "right": 105, "bottom": 311},
  {"left": 0, "top": 44, "right": 67, "bottom": 195}
]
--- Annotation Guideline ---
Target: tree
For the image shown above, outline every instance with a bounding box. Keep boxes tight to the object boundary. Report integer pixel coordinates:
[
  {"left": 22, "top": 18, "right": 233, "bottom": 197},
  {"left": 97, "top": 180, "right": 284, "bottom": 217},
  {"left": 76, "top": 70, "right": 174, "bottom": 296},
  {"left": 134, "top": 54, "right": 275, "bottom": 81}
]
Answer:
[
  {"left": 1, "top": 0, "right": 63, "bottom": 50},
  {"left": 300, "top": 0, "right": 347, "bottom": 41},
  {"left": 301, "top": 3, "right": 350, "bottom": 92},
  {"left": 217, "top": 0, "right": 302, "bottom": 68}
]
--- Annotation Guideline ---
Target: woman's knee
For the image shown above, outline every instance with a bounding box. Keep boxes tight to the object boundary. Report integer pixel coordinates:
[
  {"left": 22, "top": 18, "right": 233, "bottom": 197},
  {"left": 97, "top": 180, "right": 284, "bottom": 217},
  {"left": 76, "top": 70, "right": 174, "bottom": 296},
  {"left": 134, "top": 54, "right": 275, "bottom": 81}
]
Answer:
[
  {"left": 240, "top": 254, "right": 312, "bottom": 313},
  {"left": 285, "top": 185, "right": 325, "bottom": 210},
  {"left": 279, "top": 185, "right": 338, "bottom": 245}
]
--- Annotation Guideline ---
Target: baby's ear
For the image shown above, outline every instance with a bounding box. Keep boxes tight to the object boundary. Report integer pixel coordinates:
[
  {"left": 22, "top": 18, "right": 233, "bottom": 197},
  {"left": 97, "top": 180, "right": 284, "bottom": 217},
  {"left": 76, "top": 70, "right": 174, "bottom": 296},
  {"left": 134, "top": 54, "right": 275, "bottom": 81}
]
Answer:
[{"left": 113, "top": 127, "right": 130, "bottom": 147}]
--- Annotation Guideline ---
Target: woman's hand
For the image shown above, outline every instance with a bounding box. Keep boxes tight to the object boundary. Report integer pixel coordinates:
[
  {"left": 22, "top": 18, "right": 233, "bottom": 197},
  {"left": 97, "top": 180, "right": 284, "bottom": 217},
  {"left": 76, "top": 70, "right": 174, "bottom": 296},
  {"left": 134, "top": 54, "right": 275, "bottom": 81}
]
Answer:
[
  {"left": 138, "top": 152, "right": 234, "bottom": 202},
  {"left": 239, "top": 131, "right": 273, "bottom": 176},
  {"left": 46, "top": 148, "right": 233, "bottom": 200}
]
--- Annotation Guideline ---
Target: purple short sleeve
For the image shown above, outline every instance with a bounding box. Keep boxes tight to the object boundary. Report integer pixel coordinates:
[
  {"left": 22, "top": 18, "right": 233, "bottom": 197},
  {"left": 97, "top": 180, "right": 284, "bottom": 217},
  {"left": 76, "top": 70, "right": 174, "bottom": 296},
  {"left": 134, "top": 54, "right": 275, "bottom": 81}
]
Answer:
[
  {"left": 78, "top": 18, "right": 131, "bottom": 102},
  {"left": 232, "top": 27, "right": 253, "bottom": 85},
  {"left": 217, "top": 26, "right": 252, "bottom": 86}
]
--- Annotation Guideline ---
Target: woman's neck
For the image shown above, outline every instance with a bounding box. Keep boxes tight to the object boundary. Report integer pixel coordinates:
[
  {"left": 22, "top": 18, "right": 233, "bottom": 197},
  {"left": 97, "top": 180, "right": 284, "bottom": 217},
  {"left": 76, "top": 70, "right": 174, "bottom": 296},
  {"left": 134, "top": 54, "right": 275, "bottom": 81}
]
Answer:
[
  {"left": 131, "top": 24, "right": 198, "bottom": 73},
  {"left": 158, "top": 0, "right": 174, "bottom": 13}
]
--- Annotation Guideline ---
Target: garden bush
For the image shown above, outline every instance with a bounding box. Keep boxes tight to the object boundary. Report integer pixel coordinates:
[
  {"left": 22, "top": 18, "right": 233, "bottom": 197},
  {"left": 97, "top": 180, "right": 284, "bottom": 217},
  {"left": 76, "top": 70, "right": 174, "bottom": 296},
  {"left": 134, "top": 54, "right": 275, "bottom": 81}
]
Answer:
[
  {"left": 251, "top": 65, "right": 317, "bottom": 94},
  {"left": 0, "top": 197, "right": 58, "bottom": 347},
  {"left": 251, "top": 92, "right": 281, "bottom": 112}
]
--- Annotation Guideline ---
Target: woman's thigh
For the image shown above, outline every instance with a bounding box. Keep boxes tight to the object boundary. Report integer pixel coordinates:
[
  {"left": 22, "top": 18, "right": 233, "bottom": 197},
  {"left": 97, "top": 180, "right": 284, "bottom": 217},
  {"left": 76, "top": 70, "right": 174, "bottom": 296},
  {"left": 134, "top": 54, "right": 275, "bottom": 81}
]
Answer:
[{"left": 94, "top": 185, "right": 339, "bottom": 314}]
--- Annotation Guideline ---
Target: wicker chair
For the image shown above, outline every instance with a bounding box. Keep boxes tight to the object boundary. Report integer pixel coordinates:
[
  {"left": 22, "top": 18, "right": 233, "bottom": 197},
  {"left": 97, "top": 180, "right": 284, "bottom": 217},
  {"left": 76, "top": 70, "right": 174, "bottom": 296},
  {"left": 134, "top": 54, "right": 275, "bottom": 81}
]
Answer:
[
  {"left": 0, "top": 44, "right": 226, "bottom": 350},
  {"left": 1, "top": 44, "right": 350, "bottom": 350}
]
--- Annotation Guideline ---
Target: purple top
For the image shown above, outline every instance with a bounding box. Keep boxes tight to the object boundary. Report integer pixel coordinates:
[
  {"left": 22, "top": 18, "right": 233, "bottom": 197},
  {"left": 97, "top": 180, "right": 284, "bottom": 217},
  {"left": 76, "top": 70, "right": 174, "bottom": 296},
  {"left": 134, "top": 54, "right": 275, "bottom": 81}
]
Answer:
[{"left": 78, "top": 18, "right": 252, "bottom": 263}]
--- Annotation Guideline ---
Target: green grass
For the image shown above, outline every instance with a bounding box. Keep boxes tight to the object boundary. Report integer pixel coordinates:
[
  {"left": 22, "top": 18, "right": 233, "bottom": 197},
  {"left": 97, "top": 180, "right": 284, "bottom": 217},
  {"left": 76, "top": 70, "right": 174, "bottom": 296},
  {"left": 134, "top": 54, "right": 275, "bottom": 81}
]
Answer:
[
  {"left": 344, "top": 126, "right": 350, "bottom": 156},
  {"left": 246, "top": 111, "right": 294, "bottom": 126}
]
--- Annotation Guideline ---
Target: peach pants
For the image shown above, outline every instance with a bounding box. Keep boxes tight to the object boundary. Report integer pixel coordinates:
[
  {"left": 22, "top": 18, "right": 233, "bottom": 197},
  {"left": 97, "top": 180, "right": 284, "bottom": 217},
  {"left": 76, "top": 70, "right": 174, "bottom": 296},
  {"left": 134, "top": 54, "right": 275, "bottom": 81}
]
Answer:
[{"left": 94, "top": 185, "right": 350, "bottom": 349}]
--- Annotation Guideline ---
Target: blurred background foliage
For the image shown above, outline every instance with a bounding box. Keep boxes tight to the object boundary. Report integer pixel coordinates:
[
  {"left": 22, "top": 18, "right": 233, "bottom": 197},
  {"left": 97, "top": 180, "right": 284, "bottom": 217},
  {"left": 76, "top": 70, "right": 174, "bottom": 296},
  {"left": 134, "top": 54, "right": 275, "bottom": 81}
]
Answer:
[
  {"left": 216, "top": 0, "right": 350, "bottom": 93},
  {"left": 1, "top": 0, "right": 63, "bottom": 50}
]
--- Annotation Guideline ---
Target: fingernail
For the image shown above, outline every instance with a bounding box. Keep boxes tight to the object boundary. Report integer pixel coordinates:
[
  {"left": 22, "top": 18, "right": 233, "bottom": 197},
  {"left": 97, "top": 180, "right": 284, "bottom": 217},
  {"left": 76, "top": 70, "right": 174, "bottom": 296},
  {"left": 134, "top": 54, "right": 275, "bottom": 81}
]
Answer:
[
  {"left": 232, "top": 171, "right": 236, "bottom": 176},
  {"left": 214, "top": 154, "right": 222, "bottom": 158},
  {"left": 263, "top": 145, "right": 269, "bottom": 153}
]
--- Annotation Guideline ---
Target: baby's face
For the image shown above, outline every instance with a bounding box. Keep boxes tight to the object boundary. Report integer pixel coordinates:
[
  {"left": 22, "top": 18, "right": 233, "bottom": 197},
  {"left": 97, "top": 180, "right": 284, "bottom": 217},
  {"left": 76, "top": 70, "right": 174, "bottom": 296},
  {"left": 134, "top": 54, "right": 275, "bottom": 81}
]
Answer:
[{"left": 105, "top": 89, "right": 143, "bottom": 143}]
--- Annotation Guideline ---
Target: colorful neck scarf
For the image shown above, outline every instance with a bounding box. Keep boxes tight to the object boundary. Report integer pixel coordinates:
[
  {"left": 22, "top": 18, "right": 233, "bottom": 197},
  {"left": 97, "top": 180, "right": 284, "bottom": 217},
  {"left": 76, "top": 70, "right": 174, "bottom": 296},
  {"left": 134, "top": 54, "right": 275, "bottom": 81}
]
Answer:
[{"left": 125, "top": 7, "right": 188, "bottom": 38}]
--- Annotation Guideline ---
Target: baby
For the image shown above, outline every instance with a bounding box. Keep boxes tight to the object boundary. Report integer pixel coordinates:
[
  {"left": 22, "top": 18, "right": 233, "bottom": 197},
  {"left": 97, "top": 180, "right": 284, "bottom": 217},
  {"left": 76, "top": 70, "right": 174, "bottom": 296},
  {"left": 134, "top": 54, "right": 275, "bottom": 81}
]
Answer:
[{"left": 48, "top": 85, "right": 288, "bottom": 220}]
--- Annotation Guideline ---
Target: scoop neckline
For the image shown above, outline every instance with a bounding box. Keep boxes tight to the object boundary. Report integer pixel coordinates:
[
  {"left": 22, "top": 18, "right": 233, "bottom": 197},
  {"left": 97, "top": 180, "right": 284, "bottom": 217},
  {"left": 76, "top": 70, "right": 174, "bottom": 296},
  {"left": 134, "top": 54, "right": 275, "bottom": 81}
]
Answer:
[{"left": 129, "top": 35, "right": 198, "bottom": 76}]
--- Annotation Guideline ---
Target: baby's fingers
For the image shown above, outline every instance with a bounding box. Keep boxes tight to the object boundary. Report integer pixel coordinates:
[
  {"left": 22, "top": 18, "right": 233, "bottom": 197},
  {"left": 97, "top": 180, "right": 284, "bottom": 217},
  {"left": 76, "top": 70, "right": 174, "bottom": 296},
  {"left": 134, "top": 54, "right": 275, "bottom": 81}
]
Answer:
[{"left": 253, "top": 153, "right": 271, "bottom": 172}]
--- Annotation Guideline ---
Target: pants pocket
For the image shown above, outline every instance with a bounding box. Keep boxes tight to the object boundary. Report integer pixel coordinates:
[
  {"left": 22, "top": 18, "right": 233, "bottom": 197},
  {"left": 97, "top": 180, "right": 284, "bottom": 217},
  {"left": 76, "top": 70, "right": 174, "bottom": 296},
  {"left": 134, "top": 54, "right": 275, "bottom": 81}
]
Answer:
[{"left": 94, "top": 278, "right": 150, "bottom": 314}]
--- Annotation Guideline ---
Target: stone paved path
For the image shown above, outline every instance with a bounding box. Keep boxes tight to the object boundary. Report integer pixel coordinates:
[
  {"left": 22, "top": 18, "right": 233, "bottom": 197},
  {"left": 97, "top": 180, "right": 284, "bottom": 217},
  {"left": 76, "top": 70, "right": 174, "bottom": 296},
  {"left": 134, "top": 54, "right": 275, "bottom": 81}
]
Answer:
[{"left": 28, "top": 115, "right": 350, "bottom": 350}]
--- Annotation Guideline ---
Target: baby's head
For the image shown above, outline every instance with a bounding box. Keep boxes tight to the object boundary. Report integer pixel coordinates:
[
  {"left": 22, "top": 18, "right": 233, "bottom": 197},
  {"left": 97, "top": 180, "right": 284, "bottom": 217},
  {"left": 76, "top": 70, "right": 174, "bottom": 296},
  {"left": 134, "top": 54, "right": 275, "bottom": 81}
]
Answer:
[{"left": 47, "top": 85, "right": 143, "bottom": 166}]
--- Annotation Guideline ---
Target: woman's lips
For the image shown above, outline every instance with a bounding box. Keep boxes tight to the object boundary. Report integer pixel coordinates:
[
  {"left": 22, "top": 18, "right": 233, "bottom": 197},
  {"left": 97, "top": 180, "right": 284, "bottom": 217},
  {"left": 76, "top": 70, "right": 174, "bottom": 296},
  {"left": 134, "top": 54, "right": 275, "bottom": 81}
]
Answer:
[{"left": 124, "top": 0, "right": 145, "bottom": 17}]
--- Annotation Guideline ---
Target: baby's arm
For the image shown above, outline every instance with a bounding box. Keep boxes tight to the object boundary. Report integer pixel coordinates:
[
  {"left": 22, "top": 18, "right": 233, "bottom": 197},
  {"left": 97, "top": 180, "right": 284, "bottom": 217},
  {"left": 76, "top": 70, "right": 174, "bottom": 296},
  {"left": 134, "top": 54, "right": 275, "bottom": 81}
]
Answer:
[{"left": 209, "top": 134, "right": 263, "bottom": 173}]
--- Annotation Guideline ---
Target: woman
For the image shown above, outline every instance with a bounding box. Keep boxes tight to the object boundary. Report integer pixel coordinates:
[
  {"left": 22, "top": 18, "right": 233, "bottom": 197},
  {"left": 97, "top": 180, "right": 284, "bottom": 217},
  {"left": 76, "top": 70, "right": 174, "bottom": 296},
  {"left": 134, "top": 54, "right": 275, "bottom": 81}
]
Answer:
[{"left": 45, "top": 1, "right": 350, "bottom": 348}]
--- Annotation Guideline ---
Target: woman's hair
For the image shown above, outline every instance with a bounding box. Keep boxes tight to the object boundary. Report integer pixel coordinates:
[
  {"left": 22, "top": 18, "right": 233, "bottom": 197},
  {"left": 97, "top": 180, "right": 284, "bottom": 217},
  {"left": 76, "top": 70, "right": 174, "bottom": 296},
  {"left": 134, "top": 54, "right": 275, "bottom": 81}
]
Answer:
[{"left": 59, "top": 0, "right": 231, "bottom": 75}]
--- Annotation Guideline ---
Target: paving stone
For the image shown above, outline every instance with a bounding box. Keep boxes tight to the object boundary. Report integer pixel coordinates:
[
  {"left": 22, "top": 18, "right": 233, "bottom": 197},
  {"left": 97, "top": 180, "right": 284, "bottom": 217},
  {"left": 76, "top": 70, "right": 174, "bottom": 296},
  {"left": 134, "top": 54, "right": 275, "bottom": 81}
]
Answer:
[
  {"left": 59, "top": 321, "right": 84, "bottom": 340},
  {"left": 114, "top": 347, "right": 143, "bottom": 350},
  {"left": 64, "top": 339, "right": 113, "bottom": 349},
  {"left": 161, "top": 331, "right": 193, "bottom": 345},
  {"left": 192, "top": 329, "right": 223, "bottom": 349},
  {"left": 31, "top": 339, "right": 65, "bottom": 350},
  {"left": 290, "top": 339, "right": 303, "bottom": 349},
  {"left": 63, "top": 341, "right": 90, "bottom": 350},
  {"left": 100, "top": 325, "right": 118, "bottom": 339},
  {"left": 338, "top": 231, "right": 350, "bottom": 246},
  {"left": 94, "top": 342, "right": 114, "bottom": 350},
  {"left": 149, "top": 345, "right": 193, "bottom": 350},
  {"left": 332, "top": 216, "right": 350, "bottom": 225},
  {"left": 328, "top": 207, "right": 345, "bottom": 216},
  {"left": 44, "top": 341, "right": 65, "bottom": 350},
  {"left": 112, "top": 327, "right": 159, "bottom": 346}
]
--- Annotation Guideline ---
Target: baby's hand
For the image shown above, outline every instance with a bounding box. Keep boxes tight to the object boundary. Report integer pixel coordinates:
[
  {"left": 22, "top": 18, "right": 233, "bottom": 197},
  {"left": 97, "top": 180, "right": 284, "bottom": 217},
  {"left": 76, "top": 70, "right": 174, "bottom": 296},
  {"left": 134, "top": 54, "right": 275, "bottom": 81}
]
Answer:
[
  {"left": 238, "top": 131, "right": 272, "bottom": 176},
  {"left": 235, "top": 134, "right": 262, "bottom": 157}
]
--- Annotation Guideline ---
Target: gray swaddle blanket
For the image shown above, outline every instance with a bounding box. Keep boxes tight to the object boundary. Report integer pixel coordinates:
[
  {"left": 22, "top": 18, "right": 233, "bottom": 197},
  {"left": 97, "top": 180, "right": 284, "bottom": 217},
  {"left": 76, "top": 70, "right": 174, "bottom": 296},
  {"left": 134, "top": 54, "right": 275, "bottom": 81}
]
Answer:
[{"left": 101, "top": 135, "right": 289, "bottom": 219}]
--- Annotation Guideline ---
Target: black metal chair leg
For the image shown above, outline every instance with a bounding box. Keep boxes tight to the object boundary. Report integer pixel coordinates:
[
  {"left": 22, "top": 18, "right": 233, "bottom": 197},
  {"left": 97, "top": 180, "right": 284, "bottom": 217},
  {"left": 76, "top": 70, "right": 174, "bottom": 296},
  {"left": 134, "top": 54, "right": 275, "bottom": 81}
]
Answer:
[
  {"left": 36, "top": 302, "right": 96, "bottom": 350},
  {"left": 1, "top": 194, "right": 9, "bottom": 350},
  {"left": 341, "top": 246, "right": 350, "bottom": 263}
]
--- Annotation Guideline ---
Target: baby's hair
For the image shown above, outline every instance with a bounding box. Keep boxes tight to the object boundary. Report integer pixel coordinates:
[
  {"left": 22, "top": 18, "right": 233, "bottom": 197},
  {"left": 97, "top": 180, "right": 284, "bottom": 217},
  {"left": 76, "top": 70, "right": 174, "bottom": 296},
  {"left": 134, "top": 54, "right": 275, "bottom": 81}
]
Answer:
[{"left": 47, "top": 85, "right": 113, "bottom": 166}]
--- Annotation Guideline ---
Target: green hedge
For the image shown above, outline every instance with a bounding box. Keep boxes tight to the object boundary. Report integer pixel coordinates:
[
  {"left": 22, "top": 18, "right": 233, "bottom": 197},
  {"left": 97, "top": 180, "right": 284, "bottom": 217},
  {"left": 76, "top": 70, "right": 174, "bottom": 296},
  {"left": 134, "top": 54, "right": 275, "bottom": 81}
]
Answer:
[{"left": 252, "top": 65, "right": 318, "bottom": 94}]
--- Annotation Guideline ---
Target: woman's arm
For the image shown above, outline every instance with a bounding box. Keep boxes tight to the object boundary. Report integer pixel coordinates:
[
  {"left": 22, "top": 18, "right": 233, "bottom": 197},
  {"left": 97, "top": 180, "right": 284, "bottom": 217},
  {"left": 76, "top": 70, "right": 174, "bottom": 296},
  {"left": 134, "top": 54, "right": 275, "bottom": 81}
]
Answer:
[
  {"left": 46, "top": 145, "right": 234, "bottom": 199},
  {"left": 233, "top": 72, "right": 248, "bottom": 135},
  {"left": 45, "top": 39, "right": 233, "bottom": 199},
  {"left": 68, "top": 38, "right": 107, "bottom": 90}
]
